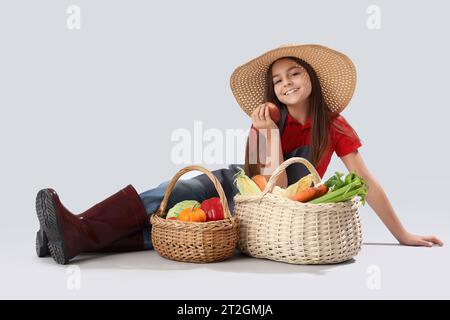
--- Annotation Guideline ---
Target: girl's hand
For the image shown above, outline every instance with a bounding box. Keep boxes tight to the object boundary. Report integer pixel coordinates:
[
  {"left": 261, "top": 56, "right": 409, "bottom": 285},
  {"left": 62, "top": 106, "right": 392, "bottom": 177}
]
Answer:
[
  {"left": 251, "top": 103, "right": 278, "bottom": 133},
  {"left": 398, "top": 232, "right": 444, "bottom": 247}
]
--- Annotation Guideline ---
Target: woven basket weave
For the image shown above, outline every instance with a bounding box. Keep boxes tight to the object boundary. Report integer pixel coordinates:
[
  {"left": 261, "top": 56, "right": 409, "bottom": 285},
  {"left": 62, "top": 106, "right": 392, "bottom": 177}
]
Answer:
[
  {"left": 233, "top": 157, "right": 363, "bottom": 265},
  {"left": 150, "top": 165, "right": 238, "bottom": 263}
]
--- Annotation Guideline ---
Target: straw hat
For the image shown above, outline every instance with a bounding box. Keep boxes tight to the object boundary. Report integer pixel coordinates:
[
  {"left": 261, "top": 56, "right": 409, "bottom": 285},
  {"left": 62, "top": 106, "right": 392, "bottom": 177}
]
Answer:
[{"left": 230, "top": 44, "right": 356, "bottom": 116}]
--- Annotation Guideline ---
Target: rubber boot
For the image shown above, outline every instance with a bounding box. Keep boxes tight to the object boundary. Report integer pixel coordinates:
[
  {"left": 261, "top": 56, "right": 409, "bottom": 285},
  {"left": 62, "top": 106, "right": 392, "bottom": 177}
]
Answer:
[
  {"left": 36, "top": 229, "right": 50, "bottom": 257},
  {"left": 35, "top": 185, "right": 147, "bottom": 265},
  {"left": 36, "top": 229, "right": 146, "bottom": 257}
]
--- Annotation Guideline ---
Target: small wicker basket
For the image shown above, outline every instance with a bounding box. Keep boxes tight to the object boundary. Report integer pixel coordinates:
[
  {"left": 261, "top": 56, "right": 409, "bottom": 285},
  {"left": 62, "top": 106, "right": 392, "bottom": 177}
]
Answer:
[
  {"left": 150, "top": 165, "right": 239, "bottom": 263},
  {"left": 233, "top": 157, "right": 363, "bottom": 265}
]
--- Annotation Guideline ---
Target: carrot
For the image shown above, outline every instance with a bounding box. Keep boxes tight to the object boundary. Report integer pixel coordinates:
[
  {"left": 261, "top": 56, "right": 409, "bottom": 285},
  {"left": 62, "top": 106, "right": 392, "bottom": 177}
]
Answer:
[
  {"left": 252, "top": 175, "right": 267, "bottom": 191},
  {"left": 289, "top": 184, "right": 328, "bottom": 203},
  {"left": 289, "top": 187, "right": 317, "bottom": 202},
  {"left": 312, "top": 184, "right": 328, "bottom": 199}
]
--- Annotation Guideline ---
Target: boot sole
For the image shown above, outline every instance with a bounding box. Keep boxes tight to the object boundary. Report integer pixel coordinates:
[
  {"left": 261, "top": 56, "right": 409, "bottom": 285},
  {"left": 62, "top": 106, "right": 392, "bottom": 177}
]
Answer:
[
  {"left": 35, "top": 229, "right": 50, "bottom": 257},
  {"left": 35, "top": 189, "right": 70, "bottom": 265}
]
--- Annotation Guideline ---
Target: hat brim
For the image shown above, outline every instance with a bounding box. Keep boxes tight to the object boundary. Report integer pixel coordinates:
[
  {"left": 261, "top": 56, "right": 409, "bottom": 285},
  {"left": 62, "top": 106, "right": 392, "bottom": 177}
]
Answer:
[{"left": 230, "top": 44, "right": 356, "bottom": 116}]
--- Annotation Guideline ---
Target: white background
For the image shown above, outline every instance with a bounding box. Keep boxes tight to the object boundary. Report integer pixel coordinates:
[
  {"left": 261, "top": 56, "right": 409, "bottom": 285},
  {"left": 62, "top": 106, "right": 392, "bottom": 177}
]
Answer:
[{"left": 0, "top": 0, "right": 449, "bottom": 299}]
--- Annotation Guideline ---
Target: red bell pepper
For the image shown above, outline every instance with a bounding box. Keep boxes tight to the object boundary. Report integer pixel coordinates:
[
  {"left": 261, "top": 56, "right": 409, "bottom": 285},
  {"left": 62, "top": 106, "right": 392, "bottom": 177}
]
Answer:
[{"left": 200, "top": 197, "right": 224, "bottom": 222}]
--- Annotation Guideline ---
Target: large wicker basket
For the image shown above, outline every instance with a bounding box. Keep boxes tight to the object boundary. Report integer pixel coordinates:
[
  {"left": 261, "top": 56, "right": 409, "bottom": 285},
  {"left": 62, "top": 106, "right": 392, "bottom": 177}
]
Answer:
[
  {"left": 233, "top": 157, "right": 363, "bottom": 265},
  {"left": 150, "top": 165, "right": 239, "bottom": 263}
]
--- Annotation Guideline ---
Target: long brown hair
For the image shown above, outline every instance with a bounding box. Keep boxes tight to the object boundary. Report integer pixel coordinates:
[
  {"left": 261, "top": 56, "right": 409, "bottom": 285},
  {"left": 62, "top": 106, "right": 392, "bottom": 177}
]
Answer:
[{"left": 244, "top": 56, "right": 361, "bottom": 177}]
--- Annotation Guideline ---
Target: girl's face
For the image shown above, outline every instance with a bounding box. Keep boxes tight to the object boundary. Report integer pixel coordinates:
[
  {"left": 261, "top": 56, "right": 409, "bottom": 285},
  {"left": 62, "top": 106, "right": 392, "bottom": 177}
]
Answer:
[{"left": 271, "top": 58, "right": 312, "bottom": 106}]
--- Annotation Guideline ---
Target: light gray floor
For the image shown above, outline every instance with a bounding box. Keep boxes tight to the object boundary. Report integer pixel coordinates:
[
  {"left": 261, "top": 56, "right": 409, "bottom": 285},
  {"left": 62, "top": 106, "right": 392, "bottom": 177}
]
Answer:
[{"left": 1, "top": 206, "right": 449, "bottom": 299}]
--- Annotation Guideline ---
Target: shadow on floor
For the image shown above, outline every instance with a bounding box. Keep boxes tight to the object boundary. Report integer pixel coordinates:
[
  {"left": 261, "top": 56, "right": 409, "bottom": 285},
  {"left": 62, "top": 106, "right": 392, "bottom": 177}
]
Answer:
[
  {"left": 37, "top": 249, "right": 357, "bottom": 276},
  {"left": 363, "top": 242, "right": 402, "bottom": 247}
]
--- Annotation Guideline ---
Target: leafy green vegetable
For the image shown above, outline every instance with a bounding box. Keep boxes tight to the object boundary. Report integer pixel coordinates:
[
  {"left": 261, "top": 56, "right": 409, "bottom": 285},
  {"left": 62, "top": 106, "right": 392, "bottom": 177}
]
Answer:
[
  {"left": 345, "top": 172, "right": 358, "bottom": 185},
  {"left": 166, "top": 200, "right": 201, "bottom": 219},
  {"left": 310, "top": 171, "right": 368, "bottom": 205},
  {"left": 325, "top": 171, "right": 346, "bottom": 191}
]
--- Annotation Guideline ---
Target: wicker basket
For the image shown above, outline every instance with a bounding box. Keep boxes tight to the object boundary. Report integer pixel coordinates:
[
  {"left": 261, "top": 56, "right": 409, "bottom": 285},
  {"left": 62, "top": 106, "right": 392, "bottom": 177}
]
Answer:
[
  {"left": 150, "top": 165, "right": 239, "bottom": 263},
  {"left": 233, "top": 157, "right": 363, "bottom": 265}
]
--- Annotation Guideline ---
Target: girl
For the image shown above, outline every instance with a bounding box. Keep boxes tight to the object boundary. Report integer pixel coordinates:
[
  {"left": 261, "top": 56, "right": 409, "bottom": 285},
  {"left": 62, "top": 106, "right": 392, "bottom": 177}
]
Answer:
[{"left": 35, "top": 44, "right": 443, "bottom": 265}]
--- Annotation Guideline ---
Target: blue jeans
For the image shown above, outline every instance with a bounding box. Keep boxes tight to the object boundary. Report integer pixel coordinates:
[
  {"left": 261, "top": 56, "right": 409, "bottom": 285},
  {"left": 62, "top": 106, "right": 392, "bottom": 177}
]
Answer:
[{"left": 139, "top": 164, "right": 243, "bottom": 249}]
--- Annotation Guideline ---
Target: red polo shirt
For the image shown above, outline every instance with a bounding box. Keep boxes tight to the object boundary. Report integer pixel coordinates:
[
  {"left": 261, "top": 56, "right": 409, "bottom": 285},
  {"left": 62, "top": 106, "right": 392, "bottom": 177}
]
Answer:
[{"left": 281, "top": 112, "right": 362, "bottom": 178}]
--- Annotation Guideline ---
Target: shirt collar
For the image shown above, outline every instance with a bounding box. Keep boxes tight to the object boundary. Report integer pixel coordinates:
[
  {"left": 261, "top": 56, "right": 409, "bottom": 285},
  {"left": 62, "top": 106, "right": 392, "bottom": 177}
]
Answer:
[{"left": 285, "top": 111, "right": 312, "bottom": 129}]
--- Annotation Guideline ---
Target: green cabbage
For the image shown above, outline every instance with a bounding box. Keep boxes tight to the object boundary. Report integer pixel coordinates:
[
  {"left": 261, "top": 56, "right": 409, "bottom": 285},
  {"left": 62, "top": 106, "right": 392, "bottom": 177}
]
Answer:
[{"left": 166, "top": 200, "right": 201, "bottom": 219}]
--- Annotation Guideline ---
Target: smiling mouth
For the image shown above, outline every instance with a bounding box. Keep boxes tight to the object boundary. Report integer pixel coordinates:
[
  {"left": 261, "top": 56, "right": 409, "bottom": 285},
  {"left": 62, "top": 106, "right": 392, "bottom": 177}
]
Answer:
[{"left": 284, "top": 88, "right": 299, "bottom": 96}]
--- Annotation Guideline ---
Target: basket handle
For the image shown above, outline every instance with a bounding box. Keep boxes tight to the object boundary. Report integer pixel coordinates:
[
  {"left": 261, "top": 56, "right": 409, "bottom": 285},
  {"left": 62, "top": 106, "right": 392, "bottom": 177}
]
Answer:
[
  {"left": 157, "top": 165, "right": 232, "bottom": 219},
  {"left": 261, "top": 157, "right": 322, "bottom": 197}
]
